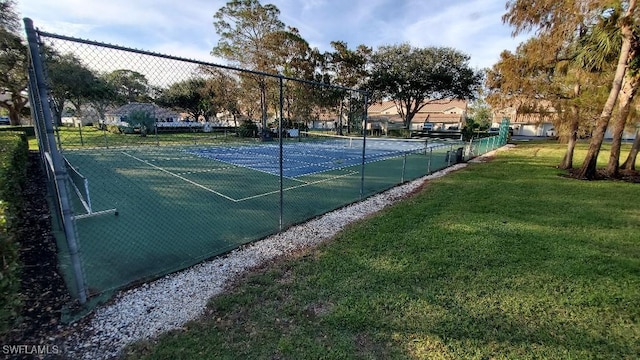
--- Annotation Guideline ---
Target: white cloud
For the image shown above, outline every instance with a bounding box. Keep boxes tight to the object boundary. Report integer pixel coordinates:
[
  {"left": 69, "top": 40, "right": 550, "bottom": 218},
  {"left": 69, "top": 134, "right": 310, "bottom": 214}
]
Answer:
[{"left": 18, "top": 0, "right": 530, "bottom": 72}]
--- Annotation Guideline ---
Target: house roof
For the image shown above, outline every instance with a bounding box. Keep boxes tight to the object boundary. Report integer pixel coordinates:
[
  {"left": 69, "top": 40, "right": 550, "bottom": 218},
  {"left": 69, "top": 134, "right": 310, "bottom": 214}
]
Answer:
[
  {"left": 493, "top": 102, "right": 558, "bottom": 124},
  {"left": 368, "top": 99, "right": 467, "bottom": 115},
  {"left": 368, "top": 101, "right": 397, "bottom": 114},
  {"left": 370, "top": 113, "right": 462, "bottom": 124}
]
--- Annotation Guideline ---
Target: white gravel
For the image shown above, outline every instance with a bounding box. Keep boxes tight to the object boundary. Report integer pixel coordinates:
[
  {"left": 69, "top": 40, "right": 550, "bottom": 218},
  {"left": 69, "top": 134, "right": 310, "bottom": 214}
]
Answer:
[{"left": 61, "top": 161, "right": 476, "bottom": 359}]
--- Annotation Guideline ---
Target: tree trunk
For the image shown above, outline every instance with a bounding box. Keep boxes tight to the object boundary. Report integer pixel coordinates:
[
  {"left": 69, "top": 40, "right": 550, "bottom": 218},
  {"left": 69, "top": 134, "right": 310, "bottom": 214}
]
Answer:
[
  {"left": 606, "top": 73, "right": 639, "bottom": 177},
  {"left": 559, "top": 85, "right": 581, "bottom": 170},
  {"left": 259, "top": 80, "right": 268, "bottom": 137},
  {"left": 338, "top": 98, "right": 344, "bottom": 135},
  {"left": 559, "top": 118, "right": 579, "bottom": 169},
  {"left": 8, "top": 106, "right": 21, "bottom": 126},
  {"left": 621, "top": 128, "right": 640, "bottom": 170},
  {"left": 6, "top": 93, "right": 27, "bottom": 125},
  {"left": 575, "top": 4, "right": 636, "bottom": 179}
]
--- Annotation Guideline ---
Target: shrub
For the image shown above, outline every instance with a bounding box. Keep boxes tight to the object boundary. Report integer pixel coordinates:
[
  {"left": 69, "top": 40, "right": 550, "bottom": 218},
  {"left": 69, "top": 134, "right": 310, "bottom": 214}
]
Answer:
[
  {"left": 0, "top": 132, "right": 28, "bottom": 336},
  {"left": 387, "top": 129, "right": 412, "bottom": 138},
  {"left": 107, "top": 125, "right": 122, "bottom": 134},
  {"left": 0, "top": 126, "right": 35, "bottom": 137},
  {"left": 238, "top": 120, "right": 258, "bottom": 138},
  {"left": 128, "top": 110, "right": 155, "bottom": 137}
]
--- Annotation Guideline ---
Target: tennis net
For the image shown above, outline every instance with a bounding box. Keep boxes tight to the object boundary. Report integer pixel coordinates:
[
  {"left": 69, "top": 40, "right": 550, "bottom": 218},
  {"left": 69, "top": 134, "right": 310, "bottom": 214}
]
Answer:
[
  {"left": 63, "top": 156, "right": 92, "bottom": 214},
  {"left": 45, "top": 152, "right": 117, "bottom": 219},
  {"left": 297, "top": 131, "right": 429, "bottom": 153}
]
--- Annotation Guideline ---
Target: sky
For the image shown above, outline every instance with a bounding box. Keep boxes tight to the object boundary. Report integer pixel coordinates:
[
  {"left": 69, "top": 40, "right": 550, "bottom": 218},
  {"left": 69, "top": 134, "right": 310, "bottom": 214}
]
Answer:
[{"left": 17, "top": 0, "right": 532, "bottom": 71}]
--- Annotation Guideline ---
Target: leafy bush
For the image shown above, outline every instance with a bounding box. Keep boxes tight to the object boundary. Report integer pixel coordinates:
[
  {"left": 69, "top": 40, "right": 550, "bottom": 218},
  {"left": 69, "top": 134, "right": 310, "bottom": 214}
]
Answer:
[
  {"left": 387, "top": 129, "right": 412, "bottom": 138},
  {"left": 107, "top": 125, "right": 122, "bottom": 134},
  {"left": 128, "top": 110, "right": 155, "bottom": 137},
  {"left": 238, "top": 120, "right": 258, "bottom": 138},
  {"left": 0, "top": 132, "right": 28, "bottom": 336}
]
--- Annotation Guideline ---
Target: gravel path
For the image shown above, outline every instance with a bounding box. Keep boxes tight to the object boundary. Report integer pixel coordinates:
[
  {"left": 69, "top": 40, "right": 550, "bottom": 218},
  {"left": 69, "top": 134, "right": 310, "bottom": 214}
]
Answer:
[{"left": 60, "top": 162, "right": 473, "bottom": 359}]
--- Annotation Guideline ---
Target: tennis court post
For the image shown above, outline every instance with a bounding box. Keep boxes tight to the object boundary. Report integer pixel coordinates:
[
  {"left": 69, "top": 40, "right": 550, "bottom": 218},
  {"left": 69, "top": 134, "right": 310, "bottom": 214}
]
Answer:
[
  {"left": 359, "top": 92, "right": 369, "bottom": 199},
  {"left": 279, "top": 76, "right": 284, "bottom": 232},
  {"left": 24, "top": 18, "right": 88, "bottom": 304}
]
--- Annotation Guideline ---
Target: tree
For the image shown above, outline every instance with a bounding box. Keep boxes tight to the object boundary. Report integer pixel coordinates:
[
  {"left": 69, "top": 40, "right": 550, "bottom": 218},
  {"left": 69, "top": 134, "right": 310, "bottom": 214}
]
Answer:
[
  {"left": 621, "top": 126, "right": 640, "bottom": 169},
  {"left": 584, "top": 7, "right": 640, "bottom": 177},
  {"left": 467, "top": 86, "right": 492, "bottom": 131},
  {"left": 486, "top": 32, "right": 613, "bottom": 170},
  {"left": 46, "top": 53, "right": 101, "bottom": 126},
  {"left": 104, "top": 69, "right": 151, "bottom": 105},
  {"left": 577, "top": 2, "right": 638, "bottom": 179},
  {"left": 0, "top": 0, "right": 28, "bottom": 125},
  {"left": 504, "top": 0, "right": 639, "bottom": 179},
  {"left": 88, "top": 73, "right": 118, "bottom": 126},
  {"left": 267, "top": 28, "right": 330, "bottom": 128},
  {"left": 212, "top": 0, "right": 286, "bottom": 137},
  {"left": 324, "top": 41, "right": 371, "bottom": 89},
  {"left": 127, "top": 109, "right": 155, "bottom": 137},
  {"left": 369, "top": 44, "right": 482, "bottom": 130},
  {"left": 206, "top": 68, "right": 244, "bottom": 126},
  {"left": 322, "top": 41, "right": 372, "bottom": 134},
  {"left": 156, "top": 78, "right": 215, "bottom": 121},
  {"left": 0, "top": 0, "right": 20, "bottom": 34}
]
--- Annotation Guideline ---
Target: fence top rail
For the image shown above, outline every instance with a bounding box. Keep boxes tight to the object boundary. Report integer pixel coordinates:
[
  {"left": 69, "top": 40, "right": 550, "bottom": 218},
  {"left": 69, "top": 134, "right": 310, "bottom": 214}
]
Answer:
[{"left": 27, "top": 17, "right": 367, "bottom": 95}]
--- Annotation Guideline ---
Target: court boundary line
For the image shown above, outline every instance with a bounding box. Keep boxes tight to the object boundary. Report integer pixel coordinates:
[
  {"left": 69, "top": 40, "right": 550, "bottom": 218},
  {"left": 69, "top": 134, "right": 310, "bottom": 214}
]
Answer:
[
  {"left": 235, "top": 170, "right": 359, "bottom": 202},
  {"left": 120, "top": 146, "right": 440, "bottom": 204},
  {"left": 185, "top": 149, "right": 308, "bottom": 184},
  {"left": 121, "top": 151, "right": 239, "bottom": 202}
]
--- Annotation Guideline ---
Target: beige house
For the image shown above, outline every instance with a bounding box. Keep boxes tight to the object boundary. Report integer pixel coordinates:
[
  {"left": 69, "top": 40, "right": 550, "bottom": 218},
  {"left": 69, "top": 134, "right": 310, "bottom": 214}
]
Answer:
[
  {"left": 494, "top": 105, "right": 637, "bottom": 140},
  {"left": 104, "top": 103, "right": 181, "bottom": 126},
  {"left": 493, "top": 105, "right": 557, "bottom": 137},
  {"left": 368, "top": 99, "right": 467, "bottom": 133}
]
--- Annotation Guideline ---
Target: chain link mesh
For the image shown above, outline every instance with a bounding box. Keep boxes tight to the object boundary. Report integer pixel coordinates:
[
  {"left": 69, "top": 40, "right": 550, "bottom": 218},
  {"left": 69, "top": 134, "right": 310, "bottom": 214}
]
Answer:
[{"left": 26, "top": 27, "right": 509, "bottom": 305}]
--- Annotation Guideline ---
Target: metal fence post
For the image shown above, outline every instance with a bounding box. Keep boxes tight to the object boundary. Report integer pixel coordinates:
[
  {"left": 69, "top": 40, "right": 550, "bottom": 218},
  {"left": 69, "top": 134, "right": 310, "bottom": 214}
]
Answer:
[
  {"left": 279, "top": 76, "right": 284, "bottom": 232},
  {"left": 401, "top": 153, "right": 406, "bottom": 183},
  {"left": 24, "top": 18, "right": 88, "bottom": 304},
  {"left": 78, "top": 122, "right": 84, "bottom": 146},
  {"left": 427, "top": 147, "right": 432, "bottom": 174},
  {"left": 359, "top": 92, "right": 368, "bottom": 199},
  {"left": 102, "top": 122, "right": 109, "bottom": 149}
]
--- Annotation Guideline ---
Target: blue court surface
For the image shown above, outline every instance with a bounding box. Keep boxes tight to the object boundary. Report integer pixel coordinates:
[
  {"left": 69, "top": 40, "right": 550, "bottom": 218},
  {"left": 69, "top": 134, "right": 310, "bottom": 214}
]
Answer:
[{"left": 185, "top": 140, "right": 429, "bottom": 178}]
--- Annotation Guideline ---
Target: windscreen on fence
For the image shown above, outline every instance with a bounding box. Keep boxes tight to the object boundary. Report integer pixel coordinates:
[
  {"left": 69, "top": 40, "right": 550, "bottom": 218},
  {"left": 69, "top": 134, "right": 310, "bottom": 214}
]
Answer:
[{"left": 24, "top": 18, "right": 509, "bottom": 308}]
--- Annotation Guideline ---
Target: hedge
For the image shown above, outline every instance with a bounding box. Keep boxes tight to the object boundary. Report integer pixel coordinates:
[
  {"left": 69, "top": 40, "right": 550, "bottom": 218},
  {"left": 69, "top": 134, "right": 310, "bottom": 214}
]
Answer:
[
  {"left": 0, "top": 131, "right": 29, "bottom": 336},
  {"left": 0, "top": 125, "right": 35, "bottom": 137}
]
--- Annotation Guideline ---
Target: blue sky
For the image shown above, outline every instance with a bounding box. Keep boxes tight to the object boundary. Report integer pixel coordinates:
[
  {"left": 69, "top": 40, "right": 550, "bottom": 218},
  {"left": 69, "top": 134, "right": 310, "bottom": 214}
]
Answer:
[{"left": 18, "top": 0, "right": 531, "bottom": 70}]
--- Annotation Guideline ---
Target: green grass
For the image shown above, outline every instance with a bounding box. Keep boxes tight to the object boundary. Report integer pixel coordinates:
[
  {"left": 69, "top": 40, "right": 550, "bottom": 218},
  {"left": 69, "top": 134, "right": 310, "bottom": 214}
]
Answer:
[
  {"left": 54, "top": 125, "right": 242, "bottom": 149},
  {"left": 123, "top": 142, "right": 640, "bottom": 359}
]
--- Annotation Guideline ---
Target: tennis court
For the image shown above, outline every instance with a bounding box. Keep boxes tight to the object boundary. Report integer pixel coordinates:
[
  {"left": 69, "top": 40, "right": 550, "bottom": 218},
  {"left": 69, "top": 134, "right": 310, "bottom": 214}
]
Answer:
[{"left": 59, "top": 137, "right": 455, "bottom": 296}]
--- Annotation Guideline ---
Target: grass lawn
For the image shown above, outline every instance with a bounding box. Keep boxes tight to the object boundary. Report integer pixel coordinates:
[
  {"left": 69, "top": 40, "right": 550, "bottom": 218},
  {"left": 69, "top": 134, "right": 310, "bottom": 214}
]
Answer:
[{"left": 122, "top": 140, "right": 639, "bottom": 359}]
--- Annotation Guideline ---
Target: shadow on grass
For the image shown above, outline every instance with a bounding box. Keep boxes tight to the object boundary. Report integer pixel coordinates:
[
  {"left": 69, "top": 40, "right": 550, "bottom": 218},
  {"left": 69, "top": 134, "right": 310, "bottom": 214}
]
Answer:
[{"left": 124, "top": 142, "right": 640, "bottom": 359}]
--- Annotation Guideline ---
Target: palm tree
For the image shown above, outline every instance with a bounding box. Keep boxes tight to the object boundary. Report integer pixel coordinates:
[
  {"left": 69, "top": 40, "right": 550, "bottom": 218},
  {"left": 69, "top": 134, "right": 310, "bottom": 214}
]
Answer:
[{"left": 575, "top": 0, "right": 638, "bottom": 179}]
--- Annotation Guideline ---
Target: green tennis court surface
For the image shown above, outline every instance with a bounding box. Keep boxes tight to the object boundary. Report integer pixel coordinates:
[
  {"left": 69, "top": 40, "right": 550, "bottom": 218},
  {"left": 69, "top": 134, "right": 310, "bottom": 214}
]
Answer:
[{"left": 60, "top": 141, "right": 455, "bottom": 296}]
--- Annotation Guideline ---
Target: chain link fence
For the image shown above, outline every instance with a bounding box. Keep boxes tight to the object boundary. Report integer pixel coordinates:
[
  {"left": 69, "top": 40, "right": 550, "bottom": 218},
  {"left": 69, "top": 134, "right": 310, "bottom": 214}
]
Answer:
[{"left": 24, "top": 19, "right": 509, "bottom": 307}]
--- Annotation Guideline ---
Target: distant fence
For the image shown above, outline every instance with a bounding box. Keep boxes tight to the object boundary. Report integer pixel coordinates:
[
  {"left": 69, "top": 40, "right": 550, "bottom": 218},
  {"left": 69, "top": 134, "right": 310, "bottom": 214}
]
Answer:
[{"left": 24, "top": 18, "right": 510, "bottom": 308}]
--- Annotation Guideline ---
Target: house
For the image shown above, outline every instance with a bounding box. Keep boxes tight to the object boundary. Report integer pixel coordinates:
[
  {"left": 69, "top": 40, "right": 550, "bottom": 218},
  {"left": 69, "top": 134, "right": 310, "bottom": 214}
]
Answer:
[
  {"left": 105, "top": 102, "right": 181, "bottom": 125},
  {"left": 104, "top": 102, "right": 181, "bottom": 127},
  {"left": 368, "top": 99, "right": 467, "bottom": 133},
  {"left": 308, "top": 108, "right": 346, "bottom": 131},
  {"left": 61, "top": 106, "right": 101, "bottom": 127},
  {"left": 493, "top": 105, "right": 556, "bottom": 137},
  {"left": 494, "top": 105, "right": 638, "bottom": 140}
]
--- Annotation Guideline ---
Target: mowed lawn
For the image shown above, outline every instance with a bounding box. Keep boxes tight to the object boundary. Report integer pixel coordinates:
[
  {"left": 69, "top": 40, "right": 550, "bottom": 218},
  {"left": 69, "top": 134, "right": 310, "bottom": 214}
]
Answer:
[{"left": 124, "top": 141, "right": 640, "bottom": 359}]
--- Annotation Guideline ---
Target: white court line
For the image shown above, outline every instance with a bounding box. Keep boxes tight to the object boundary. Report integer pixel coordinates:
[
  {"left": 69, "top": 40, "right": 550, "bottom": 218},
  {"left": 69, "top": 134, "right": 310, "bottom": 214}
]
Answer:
[
  {"left": 121, "top": 151, "right": 238, "bottom": 202},
  {"left": 236, "top": 171, "right": 358, "bottom": 202},
  {"left": 186, "top": 149, "right": 308, "bottom": 184}
]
